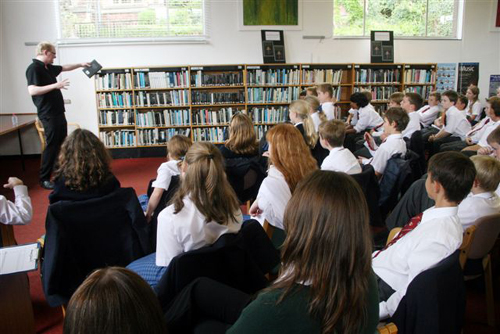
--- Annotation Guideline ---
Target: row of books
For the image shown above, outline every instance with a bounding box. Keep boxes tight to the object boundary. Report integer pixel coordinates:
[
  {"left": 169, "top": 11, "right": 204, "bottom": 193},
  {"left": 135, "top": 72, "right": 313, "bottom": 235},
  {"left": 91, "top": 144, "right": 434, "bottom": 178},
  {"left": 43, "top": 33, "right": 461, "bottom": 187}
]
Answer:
[
  {"left": 135, "top": 71, "right": 189, "bottom": 89},
  {"left": 247, "top": 87, "right": 300, "bottom": 103},
  {"left": 97, "top": 92, "right": 134, "bottom": 108},
  {"left": 192, "top": 108, "right": 242, "bottom": 125},
  {"left": 354, "top": 86, "right": 399, "bottom": 101},
  {"left": 404, "top": 86, "right": 432, "bottom": 99},
  {"left": 246, "top": 69, "right": 300, "bottom": 86},
  {"left": 135, "top": 90, "right": 189, "bottom": 107},
  {"left": 137, "top": 128, "right": 191, "bottom": 146},
  {"left": 249, "top": 106, "right": 289, "bottom": 124},
  {"left": 136, "top": 109, "right": 191, "bottom": 127},
  {"left": 301, "top": 69, "right": 343, "bottom": 85},
  {"left": 191, "top": 71, "right": 243, "bottom": 87},
  {"left": 191, "top": 91, "right": 245, "bottom": 105},
  {"left": 192, "top": 127, "right": 227, "bottom": 143},
  {"left": 404, "top": 69, "right": 436, "bottom": 84},
  {"left": 99, "top": 110, "right": 135, "bottom": 126},
  {"left": 254, "top": 125, "right": 272, "bottom": 140},
  {"left": 95, "top": 73, "right": 132, "bottom": 90},
  {"left": 355, "top": 69, "right": 401, "bottom": 84},
  {"left": 100, "top": 130, "right": 136, "bottom": 148}
]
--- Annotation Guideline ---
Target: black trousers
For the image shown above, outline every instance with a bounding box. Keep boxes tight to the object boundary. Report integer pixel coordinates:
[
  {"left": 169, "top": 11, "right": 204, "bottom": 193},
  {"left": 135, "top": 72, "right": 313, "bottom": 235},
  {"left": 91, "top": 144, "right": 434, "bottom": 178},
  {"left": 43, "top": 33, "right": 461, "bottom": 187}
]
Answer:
[{"left": 40, "top": 114, "right": 67, "bottom": 182}]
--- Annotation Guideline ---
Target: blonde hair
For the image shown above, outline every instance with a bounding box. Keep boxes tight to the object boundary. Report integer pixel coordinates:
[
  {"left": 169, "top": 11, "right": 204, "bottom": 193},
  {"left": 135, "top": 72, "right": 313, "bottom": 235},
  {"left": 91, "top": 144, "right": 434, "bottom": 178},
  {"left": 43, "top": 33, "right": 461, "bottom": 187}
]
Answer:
[
  {"left": 470, "top": 155, "right": 500, "bottom": 192},
  {"left": 319, "top": 120, "right": 346, "bottom": 148},
  {"left": 304, "top": 95, "right": 327, "bottom": 125},
  {"left": 266, "top": 123, "right": 318, "bottom": 193},
  {"left": 225, "top": 113, "right": 258, "bottom": 155},
  {"left": 167, "top": 135, "right": 192, "bottom": 160},
  {"left": 36, "top": 41, "right": 55, "bottom": 56},
  {"left": 389, "top": 92, "right": 405, "bottom": 105},
  {"left": 362, "top": 90, "right": 373, "bottom": 102},
  {"left": 317, "top": 84, "right": 333, "bottom": 98},
  {"left": 172, "top": 142, "right": 240, "bottom": 225},
  {"left": 289, "top": 100, "right": 318, "bottom": 148},
  {"left": 306, "top": 86, "right": 318, "bottom": 97}
]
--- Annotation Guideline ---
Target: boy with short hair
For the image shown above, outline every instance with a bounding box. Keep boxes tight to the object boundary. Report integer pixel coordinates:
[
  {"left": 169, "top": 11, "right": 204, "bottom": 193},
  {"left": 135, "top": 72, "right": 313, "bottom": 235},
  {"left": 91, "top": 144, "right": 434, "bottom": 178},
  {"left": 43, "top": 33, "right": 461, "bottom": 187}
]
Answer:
[
  {"left": 418, "top": 91, "right": 441, "bottom": 128},
  {"left": 388, "top": 92, "right": 405, "bottom": 108},
  {"left": 316, "top": 84, "right": 336, "bottom": 120},
  {"left": 319, "top": 120, "right": 362, "bottom": 175},
  {"left": 373, "top": 151, "right": 476, "bottom": 320},
  {"left": 0, "top": 177, "right": 32, "bottom": 225},
  {"left": 400, "top": 92, "right": 423, "bottom": 139}
]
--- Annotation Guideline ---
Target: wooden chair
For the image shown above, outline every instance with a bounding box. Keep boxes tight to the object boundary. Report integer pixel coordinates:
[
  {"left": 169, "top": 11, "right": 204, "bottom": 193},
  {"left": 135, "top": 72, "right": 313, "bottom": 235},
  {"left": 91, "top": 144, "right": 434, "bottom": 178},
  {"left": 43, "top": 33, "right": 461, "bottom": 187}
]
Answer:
[
  {"left": 458, "top": 225, "right": 476, "bottom": 270},
  {"left": 35, "top": 118, "right": 80, "bottom": 152},
  {"left": 377, "top": 322, "right": 398, "bottom": 334},
  {"left": 386, "top": 227, "right": 402, "bottom": 245}
]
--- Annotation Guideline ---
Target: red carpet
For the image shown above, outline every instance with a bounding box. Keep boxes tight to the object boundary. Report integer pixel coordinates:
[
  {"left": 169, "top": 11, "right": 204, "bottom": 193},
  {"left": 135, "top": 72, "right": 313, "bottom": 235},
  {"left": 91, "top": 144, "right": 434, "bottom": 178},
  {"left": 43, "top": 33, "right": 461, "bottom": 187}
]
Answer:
[{"left": 1, "top": 156, "right": 498, "bottom": 333}]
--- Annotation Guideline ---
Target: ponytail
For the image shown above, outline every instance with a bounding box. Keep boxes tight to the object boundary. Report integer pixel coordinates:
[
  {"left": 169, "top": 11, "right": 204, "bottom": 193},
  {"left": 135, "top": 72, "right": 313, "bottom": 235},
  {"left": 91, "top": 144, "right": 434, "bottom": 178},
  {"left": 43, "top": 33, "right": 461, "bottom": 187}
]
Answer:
[{"left": 290, "top": 100, "right": 319, "bottom": 148}]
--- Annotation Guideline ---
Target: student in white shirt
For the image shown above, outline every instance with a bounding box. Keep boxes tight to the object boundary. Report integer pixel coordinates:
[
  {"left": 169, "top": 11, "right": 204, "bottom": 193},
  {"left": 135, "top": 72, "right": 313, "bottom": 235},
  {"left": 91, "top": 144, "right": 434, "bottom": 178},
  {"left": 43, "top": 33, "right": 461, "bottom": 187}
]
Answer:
[
  {"left": 465, "top": 85, "right": 482, "bottom": 123},
  {"left": 250, "top": 123, "right": 317, "bottom": 230},
  {"left": 373, "top": 152, "right": 476, "bottom": 319},
  {"left": 461, "top": 96, "right": 500, "bottom": 154},
  {"left": 304, "top": 95, "right": 326, "bottom": 133},
  {"left": 0, "top": 177, "right": 32, "bottom": 225},
  {"left": 128, "top": 142, "right": 243, "bottom": 287},
  {"left": 400, "top": 92, "right": 422, "bottom": 139},
  {"left": 145, "top": 135, "right": 192, "bottom": 222},
  {"left": 360, "top": 107, "right": 409, "bottom": 178},
  {"left": 319, "top": 120, "right": 362, "bottom": 175},
  {"left": 369, "top": 92, "right": 405, "bottom": 144},
  {"left": 316, "top": 84, "right": 337, "bottom": 120},
  {"left": 418, "top": 92, "right": 441, "bottom": 128}
]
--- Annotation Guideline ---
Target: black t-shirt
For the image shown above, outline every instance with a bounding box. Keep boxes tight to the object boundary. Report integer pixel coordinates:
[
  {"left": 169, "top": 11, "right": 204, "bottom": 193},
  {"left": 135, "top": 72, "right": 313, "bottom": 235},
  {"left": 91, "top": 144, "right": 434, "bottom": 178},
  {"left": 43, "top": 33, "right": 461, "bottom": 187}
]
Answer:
[{"left": 26, "top": 59, "right": 65, "bottom": 119}]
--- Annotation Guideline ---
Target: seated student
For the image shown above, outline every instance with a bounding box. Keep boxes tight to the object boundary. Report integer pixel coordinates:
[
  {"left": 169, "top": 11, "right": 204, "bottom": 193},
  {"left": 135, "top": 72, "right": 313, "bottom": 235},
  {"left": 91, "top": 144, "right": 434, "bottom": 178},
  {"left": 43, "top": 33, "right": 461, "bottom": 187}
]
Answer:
[
  {"left": 478, "top": 127, "right": 500, "bottom": 196},
  {"left": 418, "top": 91, "right": 441, "bottom": 128},
  {"left": 316, "top": 84, "right": 336, "bottom": 120},
  {"left": 369, "top": 92, "right": 404, "bottom": 142},
  {"left": 127, "top": 142, "right": 243, "bottom": 287},
  {"left": 428, "top": 90, "right": 471, "bottom": 155},
  {"left": 319, "top": 120, "right": 362, "bottom": 175},
  {"left": 146, "top": 135, "right": 191, "bottom": 223},
  {"left": 465, "top": 85, "right": 482, "bottom": 123},
  {"left": 166, "top": 171, "right": 379, "bottom": 334},
  {"left": 304, "top": 95, "right": 325, "bottom": 132},
  {"left": 373, "top": 152, "right": 476, "bottom": 320},
  {"left": 0, "top": 177, "right": 32, "bottom": 225},
  {"left": 388, "top": 92, "right": 405, "bottom": 108},
  {"left": 306, "top": 86, "right": 318, "bottom": 97},
  {"left": 64, "top": 267, "right": 167, "bottom": 334},
  {"left": 249, "top": 123, "right": 317, "bottom": 230},
  {"left": 220, "top": 113, "right": 259, "bottom": 159},
  {"left": 400, "top": 92, "right": 423, "bottom": 139},
  {"left": 49, "top": 129, "right": 121, "bottom": 204},
  {"left": 359, "top": 107, "right": 409, "bottom": 178}
]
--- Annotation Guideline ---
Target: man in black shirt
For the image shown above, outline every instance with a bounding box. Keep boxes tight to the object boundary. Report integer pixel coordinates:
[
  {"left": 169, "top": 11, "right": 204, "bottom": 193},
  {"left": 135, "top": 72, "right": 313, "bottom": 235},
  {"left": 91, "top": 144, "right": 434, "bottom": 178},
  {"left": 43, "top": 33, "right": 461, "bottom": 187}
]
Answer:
[{"left": 26, "top": 42, "right": 89, "bottom": 189}]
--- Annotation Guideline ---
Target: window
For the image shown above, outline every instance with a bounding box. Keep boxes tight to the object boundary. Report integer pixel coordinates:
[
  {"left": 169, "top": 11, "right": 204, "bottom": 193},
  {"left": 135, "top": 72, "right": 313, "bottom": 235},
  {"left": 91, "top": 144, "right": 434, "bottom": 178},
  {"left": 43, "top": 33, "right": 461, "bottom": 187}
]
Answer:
[
  {"left": 333, "top": 0, "right": 463, "bottom": 38},
  {"left": 58, "top": 0, "right": 206, "bottom": 42}
]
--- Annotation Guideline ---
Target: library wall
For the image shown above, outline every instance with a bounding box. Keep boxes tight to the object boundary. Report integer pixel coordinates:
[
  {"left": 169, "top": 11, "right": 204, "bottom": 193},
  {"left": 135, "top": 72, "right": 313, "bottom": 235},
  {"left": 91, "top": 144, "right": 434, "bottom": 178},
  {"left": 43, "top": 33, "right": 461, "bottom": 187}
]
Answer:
[{"left": 1, "top": 0, "right": 499, "bottom": 154}]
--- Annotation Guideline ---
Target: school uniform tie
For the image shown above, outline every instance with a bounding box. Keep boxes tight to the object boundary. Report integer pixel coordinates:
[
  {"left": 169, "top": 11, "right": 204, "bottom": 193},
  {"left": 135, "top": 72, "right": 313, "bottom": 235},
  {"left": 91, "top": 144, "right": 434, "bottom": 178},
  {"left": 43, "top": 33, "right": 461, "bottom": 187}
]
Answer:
[
  {"left": 467, "top": 118, "right": 490, "bottom": 137},
  {"left": 373, "top": 122, "right": 384, "bottom": 131},
  {"left": 373, "top": 212, "right": 424, "bottom": 258},
  {"left": 420, "top": 106, "right": 430, "bottom": 113}
]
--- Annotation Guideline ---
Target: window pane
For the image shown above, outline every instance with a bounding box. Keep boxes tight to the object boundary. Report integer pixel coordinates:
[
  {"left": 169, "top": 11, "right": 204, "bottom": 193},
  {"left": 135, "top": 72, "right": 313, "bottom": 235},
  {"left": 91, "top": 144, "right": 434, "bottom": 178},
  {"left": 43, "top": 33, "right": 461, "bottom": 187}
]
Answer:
[
  {"left": 334, "top": 0, "right": 364, "bottom": 36},
  {"left": 366, "top": 0, "right": 426, "bottom": 37},
  {"left": 427, "top": 0, "right": 455, "bottom": 37}
]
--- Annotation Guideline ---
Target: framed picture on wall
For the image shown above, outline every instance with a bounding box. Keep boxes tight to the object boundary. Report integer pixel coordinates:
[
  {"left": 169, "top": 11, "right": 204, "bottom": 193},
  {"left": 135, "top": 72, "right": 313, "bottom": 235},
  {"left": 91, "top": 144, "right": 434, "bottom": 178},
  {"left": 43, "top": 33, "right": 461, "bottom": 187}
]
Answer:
[
  {"left": 238, "top": 0, "right": 303, "bottom": 30},
  {"left": 490, "top": 0, "right": 500, "bottom": 31}
]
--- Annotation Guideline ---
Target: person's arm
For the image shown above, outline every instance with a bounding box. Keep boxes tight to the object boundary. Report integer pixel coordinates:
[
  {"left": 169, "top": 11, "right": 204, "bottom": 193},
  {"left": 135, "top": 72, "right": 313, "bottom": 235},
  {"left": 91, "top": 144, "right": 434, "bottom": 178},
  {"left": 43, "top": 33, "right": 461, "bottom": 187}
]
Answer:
[
  {"left": 429, "top": 129, "right": 451, "bottom": 142},
  {"left": 145, "top": 187, "right": 165, "bottom": 223},
  {"left": 477, "top": 146, "right": 493, "bottom": 155},
  {"left": 61, "top": 62, "right": 91, "bottom": 72},
  {"left": 461, "top": 144, "right": 480, "bottom": 152},
  {"left": 0, "top": 177, "right": 32, "bottom": 225},
  {"left": 28, "top": 80, "right": 69, "bottom": 96}
]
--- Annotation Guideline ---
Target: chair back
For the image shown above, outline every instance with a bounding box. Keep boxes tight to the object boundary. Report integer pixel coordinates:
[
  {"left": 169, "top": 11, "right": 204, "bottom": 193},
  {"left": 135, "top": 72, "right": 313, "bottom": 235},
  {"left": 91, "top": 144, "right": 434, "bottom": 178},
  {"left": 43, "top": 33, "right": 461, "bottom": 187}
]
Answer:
[
  {"left": 351, "top": 164, "right": 383, "bottom": 226},
  {"left": 41, "top": 187, "right": 151, "bottom": 306},
  {"left": 225, "top": 156, "right": 266, "bottom": 203},
  {"left": 408, "top": 130, "right": 426, "bottom": 176},
  {"left": 379, "top": 153, "right": 412, "bottom": 218},
  {"left": 467, "top": 213, "right": 500, "bottom": 260},
  {"left": 459, "top": 225, "right": 477, "bottom": 269},
  {"left": 35, "top": 118, "right": 46, "bottom": 152}
]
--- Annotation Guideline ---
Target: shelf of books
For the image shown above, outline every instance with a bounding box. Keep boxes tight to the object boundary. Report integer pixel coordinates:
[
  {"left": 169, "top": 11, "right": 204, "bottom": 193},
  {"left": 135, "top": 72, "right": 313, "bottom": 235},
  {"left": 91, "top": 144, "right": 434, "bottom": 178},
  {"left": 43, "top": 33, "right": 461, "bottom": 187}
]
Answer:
[{"left": 402, "top": 64, "right": 437, "bottom": 100}]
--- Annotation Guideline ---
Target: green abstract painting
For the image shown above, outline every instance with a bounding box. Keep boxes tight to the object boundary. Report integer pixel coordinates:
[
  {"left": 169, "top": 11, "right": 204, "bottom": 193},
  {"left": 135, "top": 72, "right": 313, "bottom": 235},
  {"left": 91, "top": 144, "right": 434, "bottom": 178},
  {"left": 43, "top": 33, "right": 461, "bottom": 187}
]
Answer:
[{"left": 243, "top": 0, "right": 299, "bottom": 26}]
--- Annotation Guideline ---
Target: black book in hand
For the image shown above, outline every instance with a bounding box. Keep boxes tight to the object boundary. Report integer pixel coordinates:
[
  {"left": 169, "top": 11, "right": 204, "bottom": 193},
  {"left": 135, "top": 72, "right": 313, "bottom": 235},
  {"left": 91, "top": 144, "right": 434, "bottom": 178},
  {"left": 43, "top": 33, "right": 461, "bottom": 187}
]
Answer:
[{"left": 83, "top": 60, "right": 102, "bottom": 78}]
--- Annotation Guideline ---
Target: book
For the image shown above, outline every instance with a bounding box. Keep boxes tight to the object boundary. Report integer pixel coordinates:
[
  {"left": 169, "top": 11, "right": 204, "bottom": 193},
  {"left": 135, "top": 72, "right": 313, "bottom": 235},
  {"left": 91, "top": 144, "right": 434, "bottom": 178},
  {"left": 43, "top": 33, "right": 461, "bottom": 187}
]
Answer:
[{"left": 83, "top": 59, "right": 103, "bottom": 78}]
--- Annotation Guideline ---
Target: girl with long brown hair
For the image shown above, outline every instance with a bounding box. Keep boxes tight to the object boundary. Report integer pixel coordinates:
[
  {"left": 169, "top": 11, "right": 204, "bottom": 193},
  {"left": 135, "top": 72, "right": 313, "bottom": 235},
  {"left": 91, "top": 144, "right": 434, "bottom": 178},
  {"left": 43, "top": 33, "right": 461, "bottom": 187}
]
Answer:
[
  {"left": 220, "top": 112, "right": 259, "bottom": 158},
  {"left": 249, "top": 123, "right": 317, "bottom": 229},
  {"left": 465, "top": 85, "right": 482, "bottom": 122}
]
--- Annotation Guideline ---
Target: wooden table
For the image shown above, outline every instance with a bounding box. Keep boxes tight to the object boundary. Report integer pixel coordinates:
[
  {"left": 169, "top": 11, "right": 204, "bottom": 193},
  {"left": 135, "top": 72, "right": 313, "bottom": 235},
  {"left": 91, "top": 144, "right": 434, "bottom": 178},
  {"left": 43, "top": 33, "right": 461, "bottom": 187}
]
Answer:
[{"left": 0, "top": 114, "right": 37, "bottom": 170}]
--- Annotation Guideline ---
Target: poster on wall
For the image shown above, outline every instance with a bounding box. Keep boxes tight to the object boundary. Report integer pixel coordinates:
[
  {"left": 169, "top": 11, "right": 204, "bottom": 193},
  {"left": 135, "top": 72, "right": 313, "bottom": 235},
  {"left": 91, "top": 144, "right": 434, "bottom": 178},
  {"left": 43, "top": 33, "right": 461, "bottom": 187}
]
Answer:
[
  {"left": 457, "top": 62, "right": 479, "bottom": 94},
  {"left": 489, "top": 75, "right": 500, "bottom": 97},
  {"left": 243, "top": 0, "right": 298, "bottom": 26},
  {"left": 261, "top": 30, "right": 286, "bottom": 63},
  {"left": 436, "top": 63, "right": 457, "bottom": 92},
  {"left": 370, "top": 31, "right": 394, "bottom": 63}
]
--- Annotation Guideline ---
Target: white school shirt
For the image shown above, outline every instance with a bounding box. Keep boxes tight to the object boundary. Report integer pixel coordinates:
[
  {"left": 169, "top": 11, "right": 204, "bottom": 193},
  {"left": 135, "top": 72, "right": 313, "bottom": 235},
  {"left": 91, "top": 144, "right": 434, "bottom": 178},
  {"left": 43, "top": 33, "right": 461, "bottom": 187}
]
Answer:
[
  {"left": 467, "top": 117, "right": 491, "bottom": 143},
  {"left": 321, "top": 146, "right": 362, "bottom": 175},
  {"left": 418, "top": 105, "right": 440, "bottom": 127},
  {"left": 372, "top": 206, "right": 463, "bottom": 319},
  {"left": 0, "top": 185, "right": 32, "bottom": 225},
  {"left": 458, "top": 192, "right": 500, "bottom": 230},
  {"left": 254, "top": 166, "right": 291, "bottom": 230},
  {"left": 477, "top": 120, "right": 500, "bottom": 148},
  {"left": 156, "top": 196, "right": 242, "bottom": 266},
  {"left": 465, "top": 101, "right": 483, "bottom": 122},
  {"left": 354, "top": 105, "right": 384, "bottom": 133},
  {"left": 402, "top": 111, "right": 421, "bottom": 139},
  {"left": 321, "top": 102, "right": 335, "bottom": 120},
  {"left": 367, "top": 134, "right": 407, "bottom": 175},
  {"left": 443, "top": 106, "right": 471, "bottom": 140},
  {"left": 348, "top": 108, "right": 359, "bottom": 126},
  {"left": 152, "top": 160, "right": 181, "bottom": 190},
  {"left": 311, "top": 111, "right": 321, "bottom": 132}
]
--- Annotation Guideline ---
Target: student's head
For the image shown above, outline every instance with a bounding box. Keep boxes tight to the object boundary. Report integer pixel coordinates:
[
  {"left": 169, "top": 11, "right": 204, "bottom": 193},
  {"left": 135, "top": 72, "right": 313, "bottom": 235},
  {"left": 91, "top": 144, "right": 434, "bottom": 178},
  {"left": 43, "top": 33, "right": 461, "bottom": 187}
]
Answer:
[
  {"left": 276, "top": 171, "right": 372, "bottom": 333},
  {"left": 388, "top": 92, "right": 405, "bottom": 108},
  {"left": 319, "top": 120, "right": 346, "bottom": 149},
  {"left": 289, "top": 100, "right": 318, "bottom": 148},
  {"left": 486, "top": 96, "right": 500, "bottom": 120},
  {"left": 63, "top": 267, "right": 167, "bottom": 334},
  {"left": 402, "top": 93, "right": 423, "bottom": 112},
  {"left": 426, "top": 152, "right": 476, "bottom": 203},
  {"left": 349, "top": 92, "right": 369, "bottom": 109},
  {"left": 428, "top": 91, "right": 441, "bottom": 106},
  {"left": 173, "top": 142, "right": 240, "bottom": 225},
  {"left": 266, "top": 123, "right": 317, "bottom": 193},
  {"left": 383, "top": 107, "right": 409, "bottom": 134},
  {"left": 441, "top": 90, "right": 459, "bottom": 110},
  {"left": 225, "top": 112, "right": 258, "bottom": 155},
  {"left": 456, "top": 94, "right": 468, "bottom": 111},
  {"left": 487, "top": 127, "right": 500, "bottom": 158},
  {"left": 166, "top": 135, "right": 192, "bottom": 161},
  {"left": 36, "top": 41, "right": 56, "bottom": 63},
  {"left": 299, "top": 90, "right": 307, "bottom": 99},
  {"left": 466, "top": 85, "right": 479, "bottom": 102},
  {"left": 362, "top": 90, "right": 372, "bottom": 103},
  {"left": 470, "top": 155, "right": 500, "bottom": 192},
  {"left": 317, "top": 84, "right": 333, "bottom": 103},
  {"left": 54, "top": 129, "right": 113, "bottom": 192},
  {"left": 304, "top": 95, "right": 320, "bottom": 113},
  {"left": 306, "top": 86, "right": 318, "bottom": 97}
]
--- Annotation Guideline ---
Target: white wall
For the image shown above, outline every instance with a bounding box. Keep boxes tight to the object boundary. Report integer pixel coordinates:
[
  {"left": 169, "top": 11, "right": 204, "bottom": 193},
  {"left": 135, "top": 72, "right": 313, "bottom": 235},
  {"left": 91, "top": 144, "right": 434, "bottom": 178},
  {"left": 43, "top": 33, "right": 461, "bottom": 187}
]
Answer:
[{"left": 1, "top": 0, "right": 499, "bottom": 155}]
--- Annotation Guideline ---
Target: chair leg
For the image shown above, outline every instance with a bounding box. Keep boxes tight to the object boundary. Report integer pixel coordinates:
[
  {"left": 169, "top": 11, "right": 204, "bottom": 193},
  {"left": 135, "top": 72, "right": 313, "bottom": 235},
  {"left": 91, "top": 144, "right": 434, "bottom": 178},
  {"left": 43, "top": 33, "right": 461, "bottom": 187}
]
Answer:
[{"left": 484, "top": 255, "right": 495, "bottom": 327}]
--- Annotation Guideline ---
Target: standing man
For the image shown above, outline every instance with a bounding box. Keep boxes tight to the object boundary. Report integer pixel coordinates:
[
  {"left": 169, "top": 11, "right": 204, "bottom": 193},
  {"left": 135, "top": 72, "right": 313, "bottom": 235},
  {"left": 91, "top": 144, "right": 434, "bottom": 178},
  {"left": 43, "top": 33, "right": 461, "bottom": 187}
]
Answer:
[{"left": 26, "top": 41, "right": 90, "bottom": 189}]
